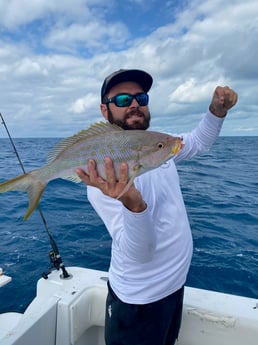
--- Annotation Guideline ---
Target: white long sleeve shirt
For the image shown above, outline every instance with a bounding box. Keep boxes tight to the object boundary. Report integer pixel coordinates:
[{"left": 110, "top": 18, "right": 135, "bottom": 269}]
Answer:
[{"left": 87, "top": 111, "right": 224, "bottom": 304}]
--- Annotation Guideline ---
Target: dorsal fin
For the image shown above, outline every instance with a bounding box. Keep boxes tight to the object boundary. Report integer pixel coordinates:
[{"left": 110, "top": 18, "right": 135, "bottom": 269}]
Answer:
[{"left": 46, "top": 121, "right": 123, "bottom": 164}]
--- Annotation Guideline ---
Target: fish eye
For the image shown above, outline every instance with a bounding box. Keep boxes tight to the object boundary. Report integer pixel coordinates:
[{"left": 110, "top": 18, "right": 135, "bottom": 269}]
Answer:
[{"left": 157, "top": 142, "right": 164, "bottom": 149}]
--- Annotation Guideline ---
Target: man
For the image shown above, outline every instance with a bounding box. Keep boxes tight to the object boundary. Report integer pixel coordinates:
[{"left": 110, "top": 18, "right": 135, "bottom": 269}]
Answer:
[{"left": 76, "top": 69, "right": 238, "bottom": 345}]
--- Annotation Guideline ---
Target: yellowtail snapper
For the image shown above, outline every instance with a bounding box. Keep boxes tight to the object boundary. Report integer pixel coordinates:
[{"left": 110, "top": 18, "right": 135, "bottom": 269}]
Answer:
[{"left": 0, "top": 122, "right": 182, "bottom": 220}]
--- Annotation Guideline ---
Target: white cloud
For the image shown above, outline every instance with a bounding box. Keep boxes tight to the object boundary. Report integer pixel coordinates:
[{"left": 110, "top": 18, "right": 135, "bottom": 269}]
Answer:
[
  {"left": 44, "top": 21, "right": 130, "bottom": 54},
  {"left": 14, "top": 57, "right": 49, "bottom": 77},
  {"left": 169, "top": 78, "right": 225, "bottom": 103},
  {"left": 0, "top": 0, "right": 90, "bottom": 29},
  {"left": 0, "top": 0, "right": 257, "bottom": 137},
  {"left": 70, "top": 93, "right": 99, "bottom": 114}
]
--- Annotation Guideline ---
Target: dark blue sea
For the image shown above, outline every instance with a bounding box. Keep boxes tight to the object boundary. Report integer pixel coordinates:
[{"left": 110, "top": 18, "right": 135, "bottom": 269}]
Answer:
[{"left": 0, "top": 136, "right": 257, "bottom": 313}]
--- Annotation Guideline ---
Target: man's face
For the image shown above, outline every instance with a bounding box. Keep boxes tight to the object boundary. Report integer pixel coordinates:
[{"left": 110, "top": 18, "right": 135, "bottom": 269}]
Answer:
[{"left": 100, "top": 81, "right": 151, "bottom": 130}]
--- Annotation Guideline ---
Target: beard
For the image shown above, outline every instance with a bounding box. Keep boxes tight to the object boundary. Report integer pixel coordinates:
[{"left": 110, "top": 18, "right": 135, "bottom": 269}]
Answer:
[{"left": 107, "top": 108, "right": 151, "bottom": 130}]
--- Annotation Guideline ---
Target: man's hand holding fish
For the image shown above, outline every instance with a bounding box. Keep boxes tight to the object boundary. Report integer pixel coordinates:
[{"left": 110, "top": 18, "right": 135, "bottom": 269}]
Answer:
[{"left": 76, "top": 157, "right": 147, "bottom": 213}]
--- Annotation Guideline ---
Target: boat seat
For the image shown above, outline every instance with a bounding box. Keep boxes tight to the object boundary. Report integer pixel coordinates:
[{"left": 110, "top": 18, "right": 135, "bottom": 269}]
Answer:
[{"left": 69, "top": 286, "right": 106, "bottom": 344}]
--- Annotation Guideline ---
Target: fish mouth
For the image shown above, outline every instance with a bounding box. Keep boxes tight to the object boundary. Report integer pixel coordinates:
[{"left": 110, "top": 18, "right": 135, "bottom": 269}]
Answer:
[{"left": 172, "top": 137, "right": 184, "bottom": 154}]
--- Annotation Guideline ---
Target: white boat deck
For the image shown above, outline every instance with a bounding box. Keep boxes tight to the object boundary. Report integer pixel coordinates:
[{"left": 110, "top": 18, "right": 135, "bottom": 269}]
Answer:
[{"left": 0, "top": 267, "right": 257, "bottom": 345}]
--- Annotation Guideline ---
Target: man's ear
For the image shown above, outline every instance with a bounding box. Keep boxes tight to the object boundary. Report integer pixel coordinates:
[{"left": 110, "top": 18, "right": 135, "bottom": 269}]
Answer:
[{"left": 100, "top": 103, "right": 108, "bottom": 120}]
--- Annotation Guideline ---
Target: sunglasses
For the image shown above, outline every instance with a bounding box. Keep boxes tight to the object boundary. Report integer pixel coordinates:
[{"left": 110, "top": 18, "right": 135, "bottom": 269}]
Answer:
[{"left": 104, "top": 92, "right": 149, "bottom": 107}]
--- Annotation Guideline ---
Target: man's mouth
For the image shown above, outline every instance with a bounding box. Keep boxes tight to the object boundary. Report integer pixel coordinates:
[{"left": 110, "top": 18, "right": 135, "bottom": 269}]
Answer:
[{"left": 126, "top": 110, "right": 144, "bottom": 119}]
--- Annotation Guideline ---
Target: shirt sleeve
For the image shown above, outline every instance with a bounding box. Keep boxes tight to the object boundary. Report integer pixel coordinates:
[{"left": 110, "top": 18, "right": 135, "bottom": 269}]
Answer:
[
  {"left": 87, "top": 186, "right": 157, "bottom": 263},
  {"left": 174, "top": 110, "right": 225, "bottom": 163}
]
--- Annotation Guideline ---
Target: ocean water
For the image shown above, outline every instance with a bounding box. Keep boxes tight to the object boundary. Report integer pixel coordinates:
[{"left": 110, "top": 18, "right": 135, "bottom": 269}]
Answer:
[{"left": 0, "top": 136, "right": 257, "bottom": 313}]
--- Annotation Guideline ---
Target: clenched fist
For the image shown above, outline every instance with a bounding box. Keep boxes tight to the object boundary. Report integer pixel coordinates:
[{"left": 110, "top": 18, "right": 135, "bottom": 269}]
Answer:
[{"left": 209, "top": 86, "right": 238, "bottom": 118}]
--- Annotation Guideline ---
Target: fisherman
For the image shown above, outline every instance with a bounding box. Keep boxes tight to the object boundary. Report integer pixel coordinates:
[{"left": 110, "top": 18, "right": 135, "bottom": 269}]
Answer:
[{"left": 76, "top": 69, "right": 238, "bottom": 345}]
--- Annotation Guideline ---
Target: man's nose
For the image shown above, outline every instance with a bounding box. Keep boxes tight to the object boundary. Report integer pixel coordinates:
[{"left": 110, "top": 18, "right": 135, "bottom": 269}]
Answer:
[{"left": 129, "top": 98, "right": 139, "bottom": 107}]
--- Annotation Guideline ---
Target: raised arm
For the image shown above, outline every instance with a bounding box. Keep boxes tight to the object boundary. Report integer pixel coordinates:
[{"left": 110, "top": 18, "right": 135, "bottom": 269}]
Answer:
[{"left": 175, "top": 86, "right": 238, "bottom": 162}]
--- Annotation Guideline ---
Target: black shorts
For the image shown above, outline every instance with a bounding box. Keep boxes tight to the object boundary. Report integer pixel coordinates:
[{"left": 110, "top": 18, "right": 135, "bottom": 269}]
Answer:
[{"left": 105, "top": 281, "right": 184, "bottom": 345}]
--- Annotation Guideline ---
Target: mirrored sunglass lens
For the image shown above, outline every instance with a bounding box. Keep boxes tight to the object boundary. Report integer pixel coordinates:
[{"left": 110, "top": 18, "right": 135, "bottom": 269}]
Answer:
[
  {"left": 113, "top": 93, "right": 148, "bottom": 107},
  {"left": 116, "top": 94, "right": 132, "bottom": 106},
  {"left": 136, "top": 94, "right": 148, "bottom": 106}
]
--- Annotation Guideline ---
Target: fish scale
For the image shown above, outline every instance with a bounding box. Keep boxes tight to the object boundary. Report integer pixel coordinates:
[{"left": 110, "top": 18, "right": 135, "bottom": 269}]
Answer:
[{"left": 0, "top": 121, "right": 182, "bottom": 220}]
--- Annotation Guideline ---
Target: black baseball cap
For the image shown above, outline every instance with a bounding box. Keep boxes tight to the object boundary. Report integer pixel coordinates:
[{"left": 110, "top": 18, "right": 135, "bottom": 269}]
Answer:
[{"left": 101, "top": 69, "right": 153, "bottom": 102}]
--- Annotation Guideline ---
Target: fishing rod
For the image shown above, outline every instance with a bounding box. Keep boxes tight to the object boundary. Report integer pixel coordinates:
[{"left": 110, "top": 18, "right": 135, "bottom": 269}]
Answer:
[{"left": 0, "top": 112, "right": 70, "bottom": 279}]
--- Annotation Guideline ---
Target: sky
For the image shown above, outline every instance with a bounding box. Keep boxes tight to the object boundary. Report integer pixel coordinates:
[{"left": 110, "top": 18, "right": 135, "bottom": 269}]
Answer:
[{"left": 0, "top": 0, "right": 257, "bottom": 138}]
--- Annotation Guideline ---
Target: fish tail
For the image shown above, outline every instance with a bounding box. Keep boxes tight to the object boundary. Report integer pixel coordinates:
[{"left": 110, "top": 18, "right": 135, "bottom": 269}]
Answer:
[{"left": 0, "top": 172, "right": 46, "bottom": 220}]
